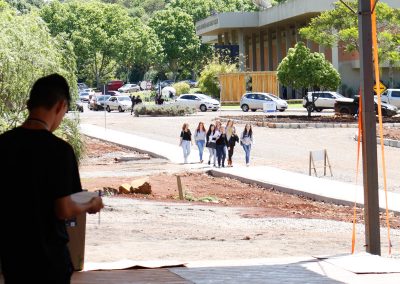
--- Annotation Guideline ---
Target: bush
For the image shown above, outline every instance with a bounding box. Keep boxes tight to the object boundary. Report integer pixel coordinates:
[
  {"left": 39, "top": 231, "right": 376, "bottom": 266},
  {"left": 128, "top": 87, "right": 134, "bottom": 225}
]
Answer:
[
  {"left": 172, "top": 82, "right": 190, "bottom": 95},
  {"left": 134, "top": 104, "right": 196, "bottom": 116},
  {"left": 198, "top": 58, "right": 237, "bottom": 98}
]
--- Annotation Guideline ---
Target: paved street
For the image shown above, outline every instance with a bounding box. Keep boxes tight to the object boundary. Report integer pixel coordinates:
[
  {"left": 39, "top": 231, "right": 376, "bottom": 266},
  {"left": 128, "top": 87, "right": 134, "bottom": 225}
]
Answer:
[{"left": 76, "top": 108, "right": 400, "bottom": 192}]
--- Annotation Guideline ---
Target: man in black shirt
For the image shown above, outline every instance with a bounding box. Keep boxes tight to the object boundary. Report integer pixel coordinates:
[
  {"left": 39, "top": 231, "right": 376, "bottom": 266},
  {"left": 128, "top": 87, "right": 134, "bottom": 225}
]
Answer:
[{"left": 0, "top": 74, "right": 103, "bottom": 284}]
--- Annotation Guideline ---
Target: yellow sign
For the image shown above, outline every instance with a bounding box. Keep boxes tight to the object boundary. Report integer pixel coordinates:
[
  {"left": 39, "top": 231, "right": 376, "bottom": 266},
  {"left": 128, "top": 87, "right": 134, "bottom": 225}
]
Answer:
[{"left": 374, "top": 81, "right": 387, "bottom": 95}]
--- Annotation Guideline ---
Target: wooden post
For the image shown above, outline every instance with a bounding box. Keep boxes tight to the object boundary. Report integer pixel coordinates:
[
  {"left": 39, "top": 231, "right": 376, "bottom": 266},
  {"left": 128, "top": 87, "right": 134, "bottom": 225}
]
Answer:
[
  {"left": 358, "top": 0, "right": 381, "bottom": 255},
  {"left": 176, "top": 176, "right": 184, "bottom": 200}
]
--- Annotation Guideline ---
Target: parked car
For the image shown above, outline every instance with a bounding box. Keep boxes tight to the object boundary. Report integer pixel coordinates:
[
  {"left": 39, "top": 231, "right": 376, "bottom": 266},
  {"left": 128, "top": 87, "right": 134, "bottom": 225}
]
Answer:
[
  {"left": 68, "top": 100, "right": 84, "bottom": 112},
  {"left": 106, "top": 80, "right": 124, "bottom": 91},
  {"left": 334, "top": 96, "right": 398, "bottom": 117},
  {"left": 104, "top": 95, "right": 132, "bottom": 112},
  {"left": 302, "top": 91, "right": 344, "bottom": 112},
  {"left": 174, "top": 93, "right": 220, "bottom": 112},
  {"left": 240, "top": 92, "right": 288, "bottom": 112},
  {"left": 380, "top": 89, "right": 400, "bottom": 108},
  {"left": 79, "top": 92, "right": 90, "bottom": 102},
  {"left": 118, "top": 83, "right": 140, "bottom": 93},
  {"left": 89, "top": 95, "right": 111, "bottom": 111}
]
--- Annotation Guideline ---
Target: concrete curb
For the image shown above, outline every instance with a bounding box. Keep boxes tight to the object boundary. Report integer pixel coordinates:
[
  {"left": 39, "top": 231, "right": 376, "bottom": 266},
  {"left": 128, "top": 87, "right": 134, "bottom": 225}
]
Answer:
[
  {"left": 219, "top": 117, "right": 400, "bottom": 129},
  {"left": 354, "top": 134, "right": 400, "bottom": 148}
]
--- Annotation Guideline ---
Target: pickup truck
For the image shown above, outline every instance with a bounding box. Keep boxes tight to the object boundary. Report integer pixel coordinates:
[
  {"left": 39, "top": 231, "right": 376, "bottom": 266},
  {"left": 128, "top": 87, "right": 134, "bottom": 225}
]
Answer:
[
  {"left": 380, "top": 89, "right": 400, "bottom": 108},
  {"left": 334, "top": 96, "right": 398, "bottom": 117}
]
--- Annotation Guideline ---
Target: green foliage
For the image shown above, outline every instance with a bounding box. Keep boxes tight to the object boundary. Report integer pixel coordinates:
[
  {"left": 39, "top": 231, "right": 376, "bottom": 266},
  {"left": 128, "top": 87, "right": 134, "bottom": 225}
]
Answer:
[
  {"left": 277, "top": 42, "right": 341, "bottom": 91},
  {"left": 149, "top": 8, "right": 201, "bottom": 74},
  {"left": 5, "top": 0, "right": 44, "bottom": 13},
  {"left": 54, "top": 117, "right": 86, "bottom": 164},
  {"left": 299, "top": 1, "right": 400, "bottom": 60},
  {"left": 40, "top": 1, "right": 163, "bottom": 87},
  {"left": 172, "top": 82, "right": 190, "bottom": 95},
  {"left": 0, "top": 3, "right": 84, "bottom": 161},
  {"left": 134, "top": 104, "right": 196, "bottom": 116},
  {"left": 0, "top": 5, "right": 77, "bottom": 130},
  {"left": 198, "top": 57, "right": 237, "bottom": 98}
]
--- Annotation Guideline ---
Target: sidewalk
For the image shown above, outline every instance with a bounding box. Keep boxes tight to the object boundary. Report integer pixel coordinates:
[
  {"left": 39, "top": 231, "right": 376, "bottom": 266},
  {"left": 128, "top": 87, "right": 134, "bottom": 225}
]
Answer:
[
  {"left": 78, "top": 124, "right": 400, "bottom": 283},
  {"left": 80, "top": 124, "right": 400, "bottom": 213}
]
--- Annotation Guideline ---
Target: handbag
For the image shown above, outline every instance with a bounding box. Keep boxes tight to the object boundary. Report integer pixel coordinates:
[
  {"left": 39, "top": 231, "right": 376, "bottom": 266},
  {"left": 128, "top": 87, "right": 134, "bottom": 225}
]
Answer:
[{"left": 206, "top": 141, "right": 216, "bottom": 149}]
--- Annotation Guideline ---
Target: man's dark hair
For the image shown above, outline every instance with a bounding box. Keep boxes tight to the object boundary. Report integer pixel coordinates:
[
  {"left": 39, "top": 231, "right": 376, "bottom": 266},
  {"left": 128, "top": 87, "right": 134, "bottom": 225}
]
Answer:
[{"left": 27, "top": 74, "right": 71, "bottom": 111}]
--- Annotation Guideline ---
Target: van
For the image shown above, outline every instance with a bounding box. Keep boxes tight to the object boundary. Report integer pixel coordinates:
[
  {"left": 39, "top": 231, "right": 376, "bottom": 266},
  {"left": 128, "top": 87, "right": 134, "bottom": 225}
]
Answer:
[{"left": 106, "top": 80, "right": 124, "bottom": 92}]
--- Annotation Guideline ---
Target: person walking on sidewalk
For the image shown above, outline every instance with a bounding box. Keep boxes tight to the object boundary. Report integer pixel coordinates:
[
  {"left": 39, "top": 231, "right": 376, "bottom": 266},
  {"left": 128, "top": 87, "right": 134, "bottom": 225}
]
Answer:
[
  {"left": 240, "top": 123, "right": 254, "bottom": 166},
  {"left": 215, "top": 126, "right": 229, "bottom": 168},
  {"left": 225, "top": 120, "right": 238, "bottom": 167},
  {"left": 194, "top": 122, "right": 206, "bottom": 163},
  {"left": 206, "top": 124, "right": 217, "bottom": 166},
  {"left": 130, "top": 94, "right": 136, "bottom": 115},
  {"left": 179, "top": 123, "right": 193, "bottom": 164}
]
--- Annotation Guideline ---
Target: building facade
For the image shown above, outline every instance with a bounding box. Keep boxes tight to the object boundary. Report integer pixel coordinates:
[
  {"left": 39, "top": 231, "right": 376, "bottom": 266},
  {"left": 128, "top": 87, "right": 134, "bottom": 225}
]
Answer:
[{"left": 196, "top": 0, "right": 400, "bottom": 98}]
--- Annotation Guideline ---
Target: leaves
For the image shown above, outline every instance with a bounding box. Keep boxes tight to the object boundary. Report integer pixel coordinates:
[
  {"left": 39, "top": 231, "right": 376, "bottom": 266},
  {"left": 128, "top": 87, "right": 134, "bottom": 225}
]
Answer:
[{"left": 277, "top": 42, "right": 340, "bottom": 91}]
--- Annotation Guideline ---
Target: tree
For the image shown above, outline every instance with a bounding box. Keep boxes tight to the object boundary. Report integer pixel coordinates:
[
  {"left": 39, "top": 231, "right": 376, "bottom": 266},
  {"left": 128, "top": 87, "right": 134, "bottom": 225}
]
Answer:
[
  {"left": 41, "top": 1, "right": 162, "bottom": 87},
  {"left": 300, "top": 1, "right": 400, "bottom": 87},
  {"left": 0, "top": 1, "right": 85, "bottom": 160},
  {"left": 5, "top": 0, "right": 44, "bottom": 13},
  {"left": 198, "top": 56, "right": 237, "bottom": 98},
  {"left": 149, "top": 8, "right": 201, "bottom": 77},
  {"left": 277, "top": 42, "right": 340, "bottom": 116}
]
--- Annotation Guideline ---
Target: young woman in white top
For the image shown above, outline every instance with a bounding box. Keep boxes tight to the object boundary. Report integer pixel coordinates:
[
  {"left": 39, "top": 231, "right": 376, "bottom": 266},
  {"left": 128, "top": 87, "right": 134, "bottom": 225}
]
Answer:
[
  {"left": 206, "top": 124, "right": 217, "bottom": 166},
  {"left": 194, "top": 122, "right": 206, "bottom": 163}
]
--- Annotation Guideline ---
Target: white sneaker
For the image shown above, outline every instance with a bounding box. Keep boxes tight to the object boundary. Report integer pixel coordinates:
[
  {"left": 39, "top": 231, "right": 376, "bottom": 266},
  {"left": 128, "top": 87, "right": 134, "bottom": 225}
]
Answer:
[{"left": 246, "top": 163, "right": 249, "bottom": 167}]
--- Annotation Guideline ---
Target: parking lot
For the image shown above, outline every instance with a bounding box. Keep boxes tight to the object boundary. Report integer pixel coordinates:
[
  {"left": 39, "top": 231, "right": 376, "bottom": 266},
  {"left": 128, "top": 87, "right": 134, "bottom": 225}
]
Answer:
[{"left": 75, "top": 107, "right": 400, "bottom": 192}]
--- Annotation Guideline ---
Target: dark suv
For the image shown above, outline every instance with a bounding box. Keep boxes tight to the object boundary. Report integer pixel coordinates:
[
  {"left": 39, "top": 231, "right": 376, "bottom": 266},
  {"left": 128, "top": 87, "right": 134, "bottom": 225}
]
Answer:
[{"left": 334, "top": 96, "right": 398, "bottom": 117}]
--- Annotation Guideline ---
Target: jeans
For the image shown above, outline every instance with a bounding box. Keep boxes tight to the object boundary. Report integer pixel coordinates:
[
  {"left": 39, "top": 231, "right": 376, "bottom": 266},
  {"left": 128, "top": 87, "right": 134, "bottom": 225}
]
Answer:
[
  {"left": 228, "top": 145, "right": 235, "bottom": 162},
  {"left": 196, "top": 140, "right": 205, "bottom": 161},
  {"left": 242, "top": 144, "right": 251, "bottom": 164},
  {"left": 216, "top": 144, "right": 227, "bottom": 167},
  {"left": 208, "top": 147, "right": 216, "bottom": 165},
  {"left": 181, "top": 140, "right": 191, "bottom": 163}
]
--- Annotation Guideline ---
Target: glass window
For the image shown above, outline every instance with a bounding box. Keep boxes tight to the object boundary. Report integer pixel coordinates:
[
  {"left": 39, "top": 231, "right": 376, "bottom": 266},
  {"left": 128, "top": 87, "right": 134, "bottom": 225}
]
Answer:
[{"left": 392, "top": 91, "right": 400, "bottom": 98}]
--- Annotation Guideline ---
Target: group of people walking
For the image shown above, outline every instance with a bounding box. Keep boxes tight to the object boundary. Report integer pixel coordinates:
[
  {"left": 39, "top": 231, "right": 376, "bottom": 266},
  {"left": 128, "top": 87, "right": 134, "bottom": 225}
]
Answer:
[{"left": 179, "top": 120, "right": 254, "bottom": 167}]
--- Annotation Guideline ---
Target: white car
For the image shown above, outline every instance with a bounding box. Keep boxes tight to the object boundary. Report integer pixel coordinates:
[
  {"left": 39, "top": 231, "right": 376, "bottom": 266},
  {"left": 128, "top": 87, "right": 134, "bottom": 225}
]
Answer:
[
  {"left": 105, "top": 96, "right": 132, "bottom": 112},
  {"left": 118, "top": 83, "right": 140, "bottom": 93},
  {"left": 175, "top": 94, "right": 220, "bottom": 112},
  {"left": 240, "top": 92, "right": 288, "bottom": 112},
  {"left": 302, "top": 91, "right": 344, "bottom": 112}
]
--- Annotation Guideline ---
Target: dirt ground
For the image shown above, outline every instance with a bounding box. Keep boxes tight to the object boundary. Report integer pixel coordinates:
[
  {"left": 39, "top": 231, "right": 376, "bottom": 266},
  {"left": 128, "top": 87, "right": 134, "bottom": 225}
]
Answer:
[{"left": 81, "top": 137, "right": 400, "bottom": 229}]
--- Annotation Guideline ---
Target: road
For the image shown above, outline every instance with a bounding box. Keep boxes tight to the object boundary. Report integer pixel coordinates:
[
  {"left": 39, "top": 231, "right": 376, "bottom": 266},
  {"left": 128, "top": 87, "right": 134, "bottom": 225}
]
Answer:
[{"left": 75, "top": 107, "right": 400, "bottom": 192}]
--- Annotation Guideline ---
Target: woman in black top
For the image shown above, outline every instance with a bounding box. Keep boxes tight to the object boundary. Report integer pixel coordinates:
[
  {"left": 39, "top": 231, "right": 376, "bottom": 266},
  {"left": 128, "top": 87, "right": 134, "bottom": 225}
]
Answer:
[
  {"left": 179, "top": 122, "right": 193, "bottom": 163},
  {"left": 215, "top": 126, "right": 229, "bottom": 167}
]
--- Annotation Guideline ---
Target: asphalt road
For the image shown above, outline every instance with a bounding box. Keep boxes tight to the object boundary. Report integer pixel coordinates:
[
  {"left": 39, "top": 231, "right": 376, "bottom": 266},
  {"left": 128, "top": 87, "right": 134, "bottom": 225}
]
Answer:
[{"left": 75, "top": 107, "right": 400, "bottom": 192}]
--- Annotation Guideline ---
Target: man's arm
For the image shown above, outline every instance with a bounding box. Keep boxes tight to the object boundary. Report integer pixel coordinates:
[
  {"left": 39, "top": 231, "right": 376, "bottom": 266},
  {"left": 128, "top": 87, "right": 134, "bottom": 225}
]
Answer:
[{"left": 55, "top": 196, "right": 103, "bottom": 220}]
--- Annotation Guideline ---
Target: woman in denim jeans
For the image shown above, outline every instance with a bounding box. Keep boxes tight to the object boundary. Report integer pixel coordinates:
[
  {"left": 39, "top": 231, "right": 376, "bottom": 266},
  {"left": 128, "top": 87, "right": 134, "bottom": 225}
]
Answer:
[
  {"left": 194, "top": 122, "right": 206, "bottom": 163},
  {"left": 215, "top": 126, "right": 229, "bottom": 168},
  {"left": 179, "top": 123, "right": 193, "bottom": 163},
  {"left": 206, "top": 124, "right": 217, "bottom": 166},
  {"left": 240, "top": 124, "right": 253, "bottom": 166}
]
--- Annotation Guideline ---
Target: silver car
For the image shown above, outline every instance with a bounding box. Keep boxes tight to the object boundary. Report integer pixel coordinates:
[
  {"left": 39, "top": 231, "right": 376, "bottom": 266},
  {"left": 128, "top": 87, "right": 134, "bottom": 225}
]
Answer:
[
  {"left": 105, "top": 96, "right": 132, "bottom": 112},
  {"left": 240, "top": 92, "right": 288, "bottom": 112}
]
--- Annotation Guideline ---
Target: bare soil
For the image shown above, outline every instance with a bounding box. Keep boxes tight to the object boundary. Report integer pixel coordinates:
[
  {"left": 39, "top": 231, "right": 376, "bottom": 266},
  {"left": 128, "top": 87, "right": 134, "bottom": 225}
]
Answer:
[{"left": 81, "top": 137, "right": 400, "bottom": 229}]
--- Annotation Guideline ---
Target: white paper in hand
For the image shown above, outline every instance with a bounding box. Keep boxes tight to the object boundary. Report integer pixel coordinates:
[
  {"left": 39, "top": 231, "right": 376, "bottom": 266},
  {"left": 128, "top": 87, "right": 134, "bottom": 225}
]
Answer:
[{"left": 70, "top": 191, "right": 99, "bottom": 204}]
